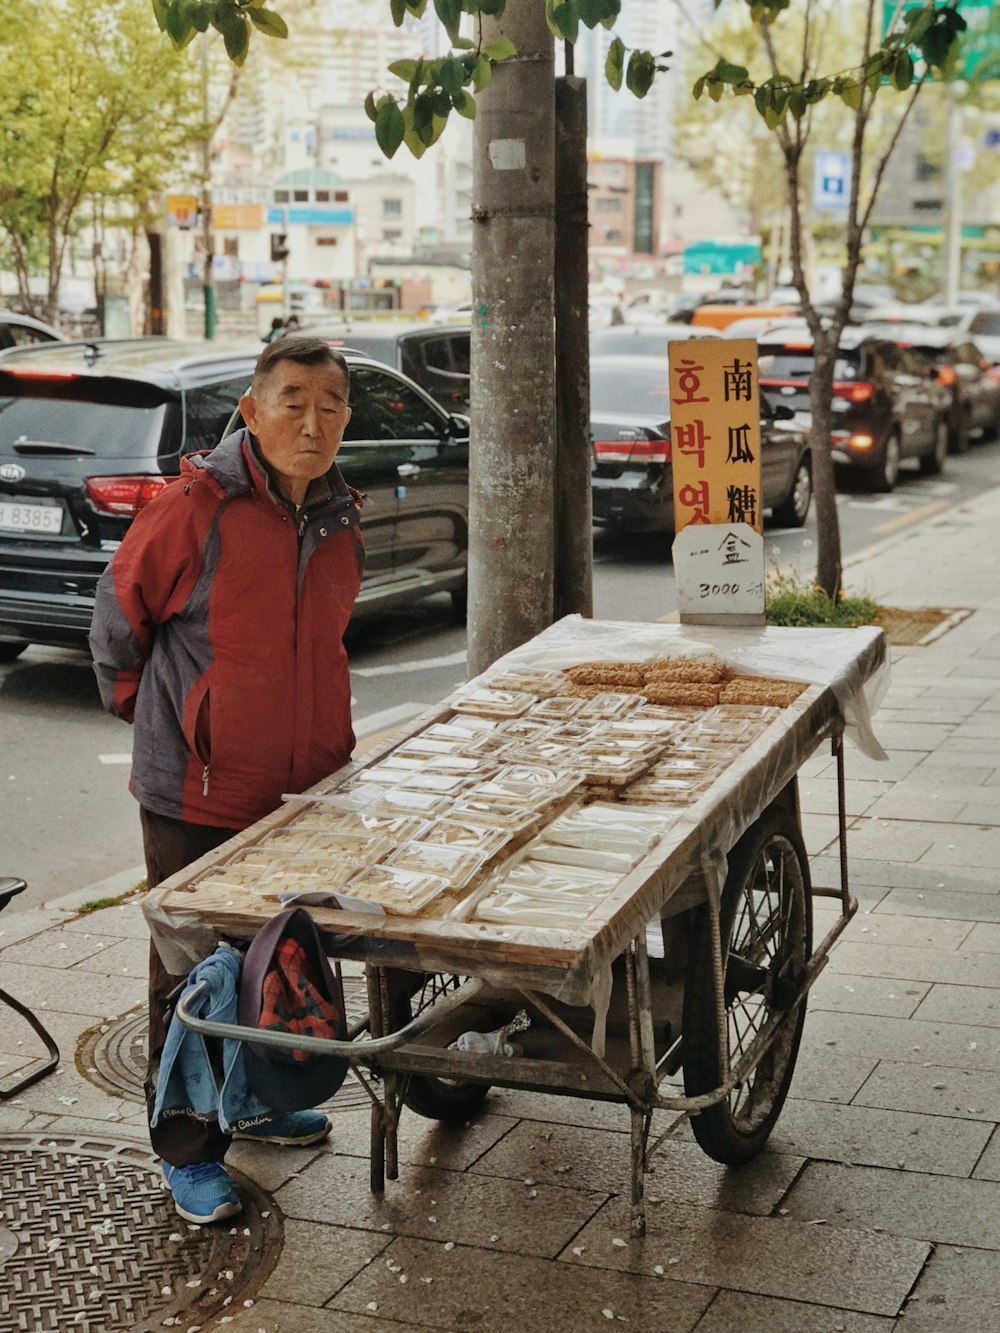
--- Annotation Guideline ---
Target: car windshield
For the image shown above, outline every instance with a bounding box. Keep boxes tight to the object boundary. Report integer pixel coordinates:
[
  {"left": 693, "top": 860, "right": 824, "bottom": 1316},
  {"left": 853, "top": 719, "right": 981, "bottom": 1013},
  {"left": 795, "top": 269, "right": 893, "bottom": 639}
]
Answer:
[
  {"left": 591, "top": 363, "right": 670, "bottom": 418},
  {"left": 0, "top": 375, "right": 170, "bottom": 458}
]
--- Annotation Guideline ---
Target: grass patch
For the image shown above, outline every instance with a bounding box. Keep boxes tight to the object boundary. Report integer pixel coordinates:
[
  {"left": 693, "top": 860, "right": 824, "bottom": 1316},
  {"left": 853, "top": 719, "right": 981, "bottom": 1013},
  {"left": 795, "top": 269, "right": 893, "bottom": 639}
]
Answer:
[
  {"left": 75, "top": 879, "right": 147, "bottom": 916},
  {"left": 765, "top": 568, "right": 879, "bottom": 629}
]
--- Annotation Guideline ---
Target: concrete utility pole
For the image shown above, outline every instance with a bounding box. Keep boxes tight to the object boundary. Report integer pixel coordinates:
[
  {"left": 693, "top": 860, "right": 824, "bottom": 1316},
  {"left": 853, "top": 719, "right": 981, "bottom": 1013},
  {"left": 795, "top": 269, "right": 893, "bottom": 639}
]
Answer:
[
  {"left": 942, "top": 83, "right": 964, "bottom": 309},
  {"left": 468, "top": 0, "right": 557, "bottom": 676}
]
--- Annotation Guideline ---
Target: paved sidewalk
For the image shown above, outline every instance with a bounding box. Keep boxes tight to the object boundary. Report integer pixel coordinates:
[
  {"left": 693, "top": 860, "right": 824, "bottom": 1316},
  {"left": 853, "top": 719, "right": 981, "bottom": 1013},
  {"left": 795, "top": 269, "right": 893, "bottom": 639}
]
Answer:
[{"left": 3, "top": 491, "right": 1000, "bottom": 1332}]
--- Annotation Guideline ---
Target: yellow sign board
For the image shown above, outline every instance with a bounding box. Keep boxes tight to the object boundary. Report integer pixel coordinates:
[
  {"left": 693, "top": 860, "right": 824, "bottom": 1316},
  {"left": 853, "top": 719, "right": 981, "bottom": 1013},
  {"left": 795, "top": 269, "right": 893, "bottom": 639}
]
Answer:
[
  {"left": 667, "top": 338, "right": 762, "bottom": 534},
  {"left": 166, "top": 194, "right": 198, "bottom": 227},
  {"left": 212, "top": 203, "right": 264, "bottom": 230}
]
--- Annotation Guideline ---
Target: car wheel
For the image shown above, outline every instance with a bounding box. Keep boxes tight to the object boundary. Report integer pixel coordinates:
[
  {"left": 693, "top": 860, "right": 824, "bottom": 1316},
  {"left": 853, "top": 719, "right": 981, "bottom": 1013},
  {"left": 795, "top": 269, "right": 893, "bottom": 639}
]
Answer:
[
  {"left": 0, "top": 641, "right": 29, "bottom": 663},
  {"left": 948, "top": 403, "right": 971, "bottom": 455},
  {"left": 770, "top": 457, "right": 812, "bottom": 528},
  {"left": 919, "top": 418, "right": 949, "bottom": 476},
  {"left": 869, "top": 430, "right": 901, "bottom": 493}
]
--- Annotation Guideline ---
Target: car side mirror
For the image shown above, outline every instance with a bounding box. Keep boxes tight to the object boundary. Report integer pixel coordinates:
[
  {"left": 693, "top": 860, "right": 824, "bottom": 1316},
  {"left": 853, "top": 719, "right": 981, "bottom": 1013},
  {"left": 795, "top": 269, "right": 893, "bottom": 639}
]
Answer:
[
  {"left": 771, "top": 403, "right": 795, "bottom": 420},
  {"left": 445, "top": 413, "right": 470, "bottom": 439}
]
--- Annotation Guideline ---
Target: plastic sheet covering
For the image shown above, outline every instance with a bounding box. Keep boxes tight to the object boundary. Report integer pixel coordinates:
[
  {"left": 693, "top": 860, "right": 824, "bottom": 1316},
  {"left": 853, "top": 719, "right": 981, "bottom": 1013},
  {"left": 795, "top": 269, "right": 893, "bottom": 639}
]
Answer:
[
  {"left": 142, "top": 618, "right": 888, "bottom": 1011},
  {"left": 467, "top": 616, "right": 889, "bottom": 761}
]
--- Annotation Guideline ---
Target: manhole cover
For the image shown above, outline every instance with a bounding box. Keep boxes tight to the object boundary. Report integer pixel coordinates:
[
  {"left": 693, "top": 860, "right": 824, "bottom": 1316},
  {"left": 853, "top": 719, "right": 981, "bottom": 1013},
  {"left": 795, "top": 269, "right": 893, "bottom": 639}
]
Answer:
[
  {"left": 79, "top": 977, "right": 376, "bottom": 1111},
  {"left": 0, "top": 1135, "right": 280, "bottom": 1333}
]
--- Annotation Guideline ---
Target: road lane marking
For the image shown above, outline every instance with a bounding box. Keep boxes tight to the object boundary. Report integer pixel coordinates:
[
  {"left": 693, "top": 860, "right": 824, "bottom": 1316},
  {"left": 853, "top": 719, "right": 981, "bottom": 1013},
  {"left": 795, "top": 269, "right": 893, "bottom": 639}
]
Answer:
[
  {"left": 354, "top": 702, "right": 429, "bottom": 738},
  {"left": 873, "top": 499, "right": 951, "bottom": 536},
  {"left": 351, "top": 649, "right": 467, "bottom": 678},
  {"left": 99, "top": 754, "right": 133, "bottom": 764}
]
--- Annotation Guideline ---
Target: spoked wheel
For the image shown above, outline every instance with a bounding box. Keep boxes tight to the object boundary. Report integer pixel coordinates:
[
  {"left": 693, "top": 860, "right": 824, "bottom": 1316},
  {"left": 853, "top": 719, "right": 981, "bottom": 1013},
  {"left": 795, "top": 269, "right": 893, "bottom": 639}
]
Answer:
[
  {"left": 681, "top": 809, "right": 812, "bottom": 1165},
  {"left": 390, "top": 972, "right": 491, "bottom": 1123}
]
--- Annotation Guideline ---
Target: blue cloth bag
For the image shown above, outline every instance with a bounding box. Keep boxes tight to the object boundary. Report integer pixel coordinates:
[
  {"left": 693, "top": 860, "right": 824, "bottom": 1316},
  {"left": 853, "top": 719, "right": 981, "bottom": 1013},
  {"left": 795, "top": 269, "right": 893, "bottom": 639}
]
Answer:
[{"left": 150, "top": 944, "right": 272, "bottom": 1134}]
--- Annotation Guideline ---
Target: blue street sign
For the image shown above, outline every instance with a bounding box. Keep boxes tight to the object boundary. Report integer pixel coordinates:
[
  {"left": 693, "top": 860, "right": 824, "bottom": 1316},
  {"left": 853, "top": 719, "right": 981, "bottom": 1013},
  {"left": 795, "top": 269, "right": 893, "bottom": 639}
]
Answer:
[{"left": 813, "top": 150, "right": 851, "bottom": 212}]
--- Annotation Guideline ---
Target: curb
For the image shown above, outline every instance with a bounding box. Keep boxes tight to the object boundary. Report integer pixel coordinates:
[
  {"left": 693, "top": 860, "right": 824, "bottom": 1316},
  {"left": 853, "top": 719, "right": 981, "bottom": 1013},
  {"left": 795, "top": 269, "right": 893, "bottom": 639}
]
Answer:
[{"left": 43, "top": 862, "right": 147, "bottom": 915}]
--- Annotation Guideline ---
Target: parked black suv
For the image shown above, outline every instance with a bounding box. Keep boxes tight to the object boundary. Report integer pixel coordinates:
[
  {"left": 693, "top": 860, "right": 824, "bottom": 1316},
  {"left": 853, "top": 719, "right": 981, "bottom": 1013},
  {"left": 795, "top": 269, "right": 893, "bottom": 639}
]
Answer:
[
  {"left": 757, "top": 325, "right": 951, "bottom": 492},
  {"left": 0, "top": 339, "right": 469, "bottom": 660},
  {"left": 307, "top": 322, "right": 470, "bottom": 411}
]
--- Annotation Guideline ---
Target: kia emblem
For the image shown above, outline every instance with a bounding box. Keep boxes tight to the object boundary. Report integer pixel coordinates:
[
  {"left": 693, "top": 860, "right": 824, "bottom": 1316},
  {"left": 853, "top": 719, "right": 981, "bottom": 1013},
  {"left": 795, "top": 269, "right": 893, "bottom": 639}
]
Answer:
[{"left": 0, "top": 463, "right": 26, "bottom": 482}]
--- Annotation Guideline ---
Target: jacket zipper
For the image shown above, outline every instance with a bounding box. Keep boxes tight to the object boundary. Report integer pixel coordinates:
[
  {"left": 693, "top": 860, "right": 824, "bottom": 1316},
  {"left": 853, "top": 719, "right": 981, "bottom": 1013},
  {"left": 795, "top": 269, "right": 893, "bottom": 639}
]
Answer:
[{"left": 202, "top": 764, "right": 210, "bottom": 796}]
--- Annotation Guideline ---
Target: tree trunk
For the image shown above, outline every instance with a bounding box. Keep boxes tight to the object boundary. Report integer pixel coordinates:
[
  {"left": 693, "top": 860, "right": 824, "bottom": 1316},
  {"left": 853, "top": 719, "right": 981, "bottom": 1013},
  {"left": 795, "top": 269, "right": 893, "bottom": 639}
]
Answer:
[
  {"left": 807, "top": 331, "right": 843, "bottom": 599},
  {"left": 554, "top": 72, "right": 592, "bottom": 621},
  {"left": 468, "top": 0, "right": 556, "bottom": 675}
]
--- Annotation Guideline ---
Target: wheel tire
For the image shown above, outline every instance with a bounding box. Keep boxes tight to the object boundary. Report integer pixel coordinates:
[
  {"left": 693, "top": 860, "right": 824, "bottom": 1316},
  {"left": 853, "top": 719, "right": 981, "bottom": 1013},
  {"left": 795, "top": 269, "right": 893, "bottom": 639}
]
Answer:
[
  {"left": 391, "top": 973, "right": 491, "bottom": 1124},
  {"left": 919, "top": 418, "right": 949, "bottom": 476},
  {"left": 681, "top": 808, "right": 813, "bottom": 1166},
  {"left": 869, "top": 431, "right": 901, "bottom": 493},
  {"left": 770, "top": 457, "right": 812, "bottom": 528},
  {"left": 0, "top": 641, "right": 29, "bottom": 663},
  {"left": 948, "top": 404, "right": 971, "bottom": 455}
]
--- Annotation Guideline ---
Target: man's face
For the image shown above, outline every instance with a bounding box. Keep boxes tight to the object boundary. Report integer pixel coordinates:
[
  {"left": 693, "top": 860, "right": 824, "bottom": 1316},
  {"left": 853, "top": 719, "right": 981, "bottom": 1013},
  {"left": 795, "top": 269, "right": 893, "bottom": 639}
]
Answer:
[{"left": 240, "top": 360, "right": 351, "bottom": 499}]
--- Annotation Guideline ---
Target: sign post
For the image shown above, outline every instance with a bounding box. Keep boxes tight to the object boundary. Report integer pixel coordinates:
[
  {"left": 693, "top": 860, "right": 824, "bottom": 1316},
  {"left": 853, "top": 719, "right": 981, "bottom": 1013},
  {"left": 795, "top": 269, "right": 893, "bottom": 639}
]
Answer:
[{"left": 668, "top": 338, "right": 766, "bottom": 627}]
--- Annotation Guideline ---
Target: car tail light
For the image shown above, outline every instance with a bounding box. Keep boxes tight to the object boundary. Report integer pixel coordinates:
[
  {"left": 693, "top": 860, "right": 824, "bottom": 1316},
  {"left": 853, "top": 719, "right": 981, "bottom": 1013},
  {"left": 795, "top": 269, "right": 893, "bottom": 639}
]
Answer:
[
  {"left": 849, "top": 433, "right": 874, "bottom": 450},
  {"left": 593, "top": 437, "right": 670, "bottom": 464},
  {"left": 1, "top": 367, "right": 80, "bottom": 380},
  {"left": 85, "top": 475, "right": 171, "bottom": 516},
  {"left": 833, "top": 381, "right": 875, "bottom": 403},
  {"left": 937, "top": 366, "right": 958, "bottom": 387}
]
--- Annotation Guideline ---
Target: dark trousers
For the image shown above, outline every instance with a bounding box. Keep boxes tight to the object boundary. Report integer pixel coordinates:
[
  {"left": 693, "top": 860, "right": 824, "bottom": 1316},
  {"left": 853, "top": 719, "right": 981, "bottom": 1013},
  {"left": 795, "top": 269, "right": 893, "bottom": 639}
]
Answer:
[{"left": 141, "top": 805, "right": 241, "bottom": 1167}]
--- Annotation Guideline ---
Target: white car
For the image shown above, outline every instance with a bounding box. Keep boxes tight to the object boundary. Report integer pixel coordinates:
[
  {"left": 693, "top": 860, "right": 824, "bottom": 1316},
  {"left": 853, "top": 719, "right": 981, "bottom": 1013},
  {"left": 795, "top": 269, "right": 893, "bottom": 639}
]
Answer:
[{"left": 0, "top": 310, "right": 64, "bottom": 355}]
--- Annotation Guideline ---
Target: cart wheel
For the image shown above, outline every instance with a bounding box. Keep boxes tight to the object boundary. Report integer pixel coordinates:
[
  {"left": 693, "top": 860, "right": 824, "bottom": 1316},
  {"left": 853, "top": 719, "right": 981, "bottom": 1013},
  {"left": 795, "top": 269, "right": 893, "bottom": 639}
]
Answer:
[
  {"left": 391, "top": 973, "right": 491, "bottom": 1124},
  {"left": 681, "top": 808, "right": 812, "bottom": 1165}
]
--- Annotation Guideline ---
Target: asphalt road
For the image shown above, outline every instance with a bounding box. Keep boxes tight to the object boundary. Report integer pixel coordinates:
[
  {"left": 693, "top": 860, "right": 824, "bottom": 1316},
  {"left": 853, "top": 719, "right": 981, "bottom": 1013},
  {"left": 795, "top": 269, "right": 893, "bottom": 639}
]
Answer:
[{"left": 4, "top": 443, "right": 999, "bottom": 914}]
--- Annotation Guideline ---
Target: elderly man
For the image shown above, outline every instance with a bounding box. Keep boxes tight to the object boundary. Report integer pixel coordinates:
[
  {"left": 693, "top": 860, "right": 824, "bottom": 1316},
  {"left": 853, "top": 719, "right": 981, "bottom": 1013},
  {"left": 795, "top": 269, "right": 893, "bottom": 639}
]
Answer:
[{"left": 90, "top": 337, "right": 362, "bottom": 1223}]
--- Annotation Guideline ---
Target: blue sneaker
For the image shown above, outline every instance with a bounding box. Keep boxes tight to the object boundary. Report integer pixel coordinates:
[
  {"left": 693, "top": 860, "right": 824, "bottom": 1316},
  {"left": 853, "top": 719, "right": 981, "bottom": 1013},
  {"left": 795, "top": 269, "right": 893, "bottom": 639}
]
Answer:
[
  {"left": 233, "top": 1109, "right": 332, "bottom": 1146},
  {"left": 162, "top": 1160, "right": 241, "bottom": 1225}
]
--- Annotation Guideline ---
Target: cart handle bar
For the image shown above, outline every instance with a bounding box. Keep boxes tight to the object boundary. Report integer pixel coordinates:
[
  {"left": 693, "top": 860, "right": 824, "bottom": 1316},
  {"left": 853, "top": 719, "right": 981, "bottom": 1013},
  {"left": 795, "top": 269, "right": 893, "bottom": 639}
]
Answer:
[{"left": 175, "top": 976, "right": 485, "bottom": 1060}]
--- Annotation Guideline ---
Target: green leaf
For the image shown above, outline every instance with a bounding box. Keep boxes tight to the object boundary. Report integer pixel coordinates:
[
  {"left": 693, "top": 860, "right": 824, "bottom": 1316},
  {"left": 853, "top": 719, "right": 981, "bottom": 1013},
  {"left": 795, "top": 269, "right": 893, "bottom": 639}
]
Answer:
[
  {"left": 388, "top": 58, "right": 420, "bottom": 81},
  {"left": 375, "top": 98, "right": 405, "bottom": 158},
  {"left": 453, "top": 89, "right": 477, "bottom": 119},
  {"left": 605, "top": 36, "right": 624, "bottom": 91},
  {"left": 438, "top": 55, "right": 465, "bottom": 96},
  {"left": 221, "top": 12, "right": 250, "bottom": 63},
  {"left": 693, "top": 75, "right": 706, "bottom": 100},
  {"left": 484, "top": 36, "right": 516, "bottom": 62},
  {"left": 364, "top": 90, "right": 378, "bottom": 123},
  {"left": 546, "top": 0, "right": 579, "bottom": 43},
  {"left": 625, "top": 50, "right": 655, "bottom": 99},
  {"left": 892, "top": 50, "right": 914, "bottom": 92},
  {"left": 788, "top": 89, "right": 807, "bottom": 120},
  {"left": 188, "top": 2, "right": 214, "bottom": 34},
  {"left": 164, "top": 0, "right": 189, "bottom": 45},
  {"left": 248, "top": 8, "right": 288, "bottom": 38},
  {"left": 708, "top": 80, "right": 724, "bottom": 102},
  {"left": 472, "top": 54, "right": 492, "bottom": 92},
  {"left": 390, "top": 0, "right": 407, "bottom": 24},
  {"left": 754, "top": 84, "right": 771, "bottom": 117},
  {"left": 151, "top": 0, "right": 170, "bottom": 32},
  {"left": 715, "top": 61, "right": 749, "bottom": 85},
  {"left": 433, "top": 0, "right": 463, "bottom": 44},
  {"left": 838, "top": 80, "right": 863, "bottom": 111}
]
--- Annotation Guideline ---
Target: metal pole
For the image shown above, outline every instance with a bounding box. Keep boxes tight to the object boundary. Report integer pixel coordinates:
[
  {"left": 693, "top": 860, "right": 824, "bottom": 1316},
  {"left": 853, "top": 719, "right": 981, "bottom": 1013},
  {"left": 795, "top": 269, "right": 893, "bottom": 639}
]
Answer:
[
  {"left": 469, "top": 0, "right": 556, "bottom": 676},
  {"left": 554, "top": 73, "right": 593, "bottom": 621},
  {"left": 943, "top": 86, "right": 963, "bottom": 309}
]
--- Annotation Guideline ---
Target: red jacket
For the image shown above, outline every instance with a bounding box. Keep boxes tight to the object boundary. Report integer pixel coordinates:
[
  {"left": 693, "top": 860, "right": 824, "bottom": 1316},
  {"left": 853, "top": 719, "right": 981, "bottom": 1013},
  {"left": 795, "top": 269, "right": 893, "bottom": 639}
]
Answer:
[{"left": 90, "top": 432, "right": 364, "bottom": 829}]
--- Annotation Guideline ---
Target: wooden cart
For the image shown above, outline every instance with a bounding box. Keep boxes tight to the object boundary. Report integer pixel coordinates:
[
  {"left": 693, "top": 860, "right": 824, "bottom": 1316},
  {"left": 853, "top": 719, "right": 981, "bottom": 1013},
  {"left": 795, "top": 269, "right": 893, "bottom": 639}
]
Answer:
[{"left": 165, "top": 622, "right": 887, "bottom": 1234}]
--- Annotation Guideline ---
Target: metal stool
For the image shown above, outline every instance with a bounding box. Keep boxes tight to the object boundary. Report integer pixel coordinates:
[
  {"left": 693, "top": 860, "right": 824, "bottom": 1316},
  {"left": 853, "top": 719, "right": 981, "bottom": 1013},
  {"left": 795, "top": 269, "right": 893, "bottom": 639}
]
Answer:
[{"left": 0, "top": 877, "right": 60, "bottom": 1097}]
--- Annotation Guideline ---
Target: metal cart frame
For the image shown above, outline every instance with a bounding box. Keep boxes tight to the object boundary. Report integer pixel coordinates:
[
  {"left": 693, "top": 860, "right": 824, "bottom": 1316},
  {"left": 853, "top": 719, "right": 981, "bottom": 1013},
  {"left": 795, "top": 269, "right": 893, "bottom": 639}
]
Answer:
[{"left": 170, "top": 630, "right": 882, "bottom": 1234}]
